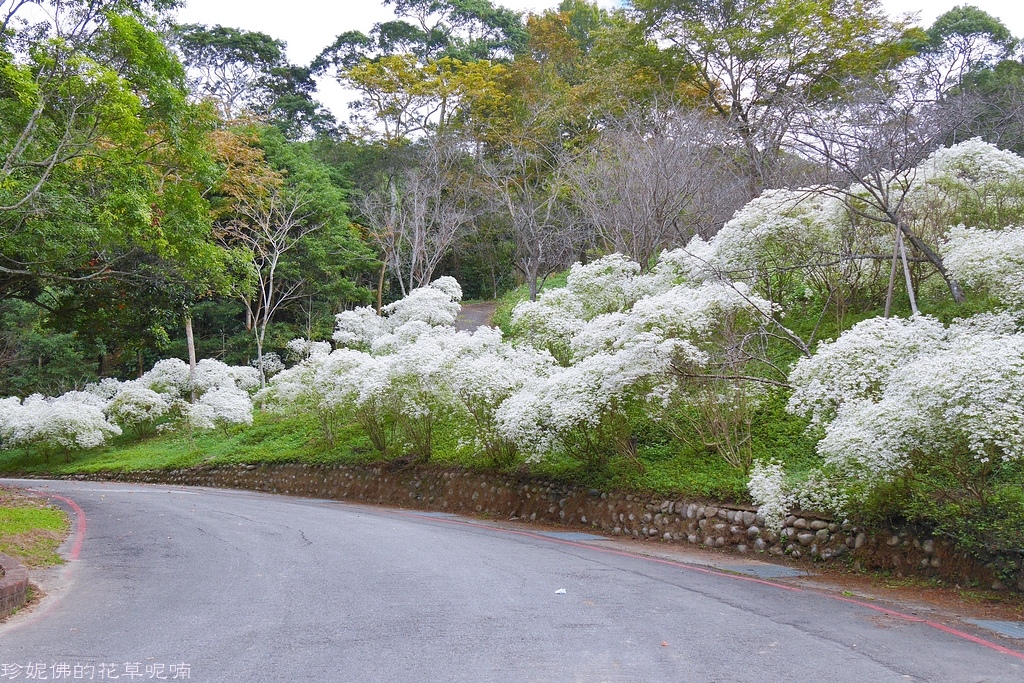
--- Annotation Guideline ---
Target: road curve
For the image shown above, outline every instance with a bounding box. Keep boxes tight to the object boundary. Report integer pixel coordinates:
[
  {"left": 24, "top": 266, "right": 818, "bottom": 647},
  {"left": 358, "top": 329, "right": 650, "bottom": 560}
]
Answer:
[{"left": 1, "top": 479, "right": 1022, "bottom": 682}]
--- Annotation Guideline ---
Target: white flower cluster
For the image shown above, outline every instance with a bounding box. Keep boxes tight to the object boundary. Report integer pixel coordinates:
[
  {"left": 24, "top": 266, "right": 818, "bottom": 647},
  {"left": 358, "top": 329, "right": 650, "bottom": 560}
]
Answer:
[
  {"left": 905, "top": 138, "right": 1024, "bottom": 224},
  {"left": 0, "top": 357, "right": 261, "bottom": 455},
  {"left": 263, "top": 263, "right": 774, "bottom": 464},
  {"left": 789, "top": 313, "right": 1024, "bottom": 494},
  {"left": 697, "top": 188, "right": 846, "bottom": 279},
  {"left": 942, "top": 225, "right": 1024, "bottom": 307},
  {"left": 333, "top": 277, "right": 463, "bottom": 350},
  {"left": 747, "top": 460, "right": 792, "bottom": 530},
  {"left": 0, "top": 393, "right": 122, "bottom": 455},
  {"left": 499, "top": 255, "right": 775, "bottom": 462}
]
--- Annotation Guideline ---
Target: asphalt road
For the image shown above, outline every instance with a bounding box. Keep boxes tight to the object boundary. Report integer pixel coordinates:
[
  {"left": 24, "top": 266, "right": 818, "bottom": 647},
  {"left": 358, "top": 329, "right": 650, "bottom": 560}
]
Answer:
[{"left": 1, "top": 479, "right": 1022, "bottom": 682}]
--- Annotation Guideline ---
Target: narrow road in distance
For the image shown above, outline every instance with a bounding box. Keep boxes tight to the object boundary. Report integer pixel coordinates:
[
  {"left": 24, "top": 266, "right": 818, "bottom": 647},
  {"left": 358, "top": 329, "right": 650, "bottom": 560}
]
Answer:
[{"left": 1, "top": 479, "right": 1022, "bottom": 682}]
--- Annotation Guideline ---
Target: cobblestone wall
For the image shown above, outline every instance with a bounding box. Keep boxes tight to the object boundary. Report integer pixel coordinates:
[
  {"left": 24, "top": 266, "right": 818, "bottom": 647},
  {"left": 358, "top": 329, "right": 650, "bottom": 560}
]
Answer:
[{"left": 65, "top": 462, "right": 1023, "bottom": 592}]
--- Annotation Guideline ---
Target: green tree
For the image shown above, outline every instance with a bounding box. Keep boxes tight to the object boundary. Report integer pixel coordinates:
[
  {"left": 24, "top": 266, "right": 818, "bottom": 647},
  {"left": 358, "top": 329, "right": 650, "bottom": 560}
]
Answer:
[
  {"left": 0, "top": 0, "right": 228, "bottom": 303},
  {"left": 173, "top": 23, "right": 335, "bottom": 138}
]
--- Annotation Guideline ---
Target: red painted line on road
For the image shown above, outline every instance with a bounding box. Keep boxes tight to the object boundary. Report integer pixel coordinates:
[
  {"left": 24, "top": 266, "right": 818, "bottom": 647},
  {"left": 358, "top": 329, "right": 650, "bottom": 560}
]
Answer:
[
  {"left": 832, "top": 595, "right": 1024, "bottom": 662},
  {"left": 396, "top": 509, "right": 1024, "bottom": 662},
  {"left": 39, "top": 492, "right": 87, "bottom": 560}
]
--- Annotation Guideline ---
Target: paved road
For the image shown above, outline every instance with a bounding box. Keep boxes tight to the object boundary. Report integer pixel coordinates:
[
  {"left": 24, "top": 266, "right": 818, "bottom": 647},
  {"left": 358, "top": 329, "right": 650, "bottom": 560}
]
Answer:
[
  {"left": 454, "top": 302, "right": 497, "bottom": 332},
  {"left": 1, "top": 479, "right": 1022, "bottom": 682}
]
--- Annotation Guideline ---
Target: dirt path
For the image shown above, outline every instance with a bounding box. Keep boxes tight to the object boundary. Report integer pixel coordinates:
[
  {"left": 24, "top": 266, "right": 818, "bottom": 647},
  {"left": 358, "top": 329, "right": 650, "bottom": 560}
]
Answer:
[{"left": 455, "top": 301, "right": 498, "bottom": 331}]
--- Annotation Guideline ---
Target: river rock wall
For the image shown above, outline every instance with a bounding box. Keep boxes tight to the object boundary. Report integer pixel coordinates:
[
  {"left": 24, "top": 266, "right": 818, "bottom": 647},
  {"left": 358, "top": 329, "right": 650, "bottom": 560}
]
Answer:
[{"left": 64, "top": 462, "right": 1023, "bottom": 592}]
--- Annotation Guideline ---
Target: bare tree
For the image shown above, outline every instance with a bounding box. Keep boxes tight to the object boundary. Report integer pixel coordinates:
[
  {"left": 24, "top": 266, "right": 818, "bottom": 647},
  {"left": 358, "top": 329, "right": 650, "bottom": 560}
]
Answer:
[
  {"left": 787, "top": 85, "right": 976, "bottom": 306},
  {"left": 565, "top": 108, "right": 748, "bottom": 269},
  {"left": 219, "top": 189, "right": 321, "bottom": 388},
  {"left": 359, "top": 135, "right": 476, "bottom": 298},
  {"left": 480, "top": 144, "right": 585, "bottom": 301}
]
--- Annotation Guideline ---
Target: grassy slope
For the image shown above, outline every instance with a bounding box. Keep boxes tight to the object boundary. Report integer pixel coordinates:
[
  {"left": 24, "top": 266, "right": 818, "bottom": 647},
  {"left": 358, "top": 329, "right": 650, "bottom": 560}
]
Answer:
[{"left": 0, "top": 277, "right": 978, "bottom": 506}]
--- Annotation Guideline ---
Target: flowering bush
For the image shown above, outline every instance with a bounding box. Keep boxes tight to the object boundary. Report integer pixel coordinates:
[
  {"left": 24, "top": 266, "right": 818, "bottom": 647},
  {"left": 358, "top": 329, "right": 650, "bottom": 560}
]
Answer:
[
  {"left": 780, "top": 313, "right": 1024, "bottom": 534},
  {"left": 787, "top": 315, "right": 948, "bottom": 426},
  {"left": 182, "top": 386, "right": 255, "bottom": 434},
  {"left": 747, "top": 460, "right": 792, "bottom": 530},
  {"left": 942, "top": 225, "right": 1024, "bottom": 308},
  {"left": 497, "top": 334, "right": 693, "bottom": 465},
  {"left": 0, "top": 393, "right": 121, "bottom": 459},
  {"left": 445, "top": 327, "right": 556, "bottom": 464},
  {"left": 106, "top": 382, "right": 173, "bottom": 438},
  {"left": 903, "top": 138, "right": 1024, "bottom": 238}
]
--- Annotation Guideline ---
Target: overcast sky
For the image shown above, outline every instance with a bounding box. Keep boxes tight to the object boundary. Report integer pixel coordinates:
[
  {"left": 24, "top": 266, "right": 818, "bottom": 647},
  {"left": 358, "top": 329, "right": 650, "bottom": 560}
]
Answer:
[{"left": 174, "top": 0, "right": 1024, "bottom": 119}]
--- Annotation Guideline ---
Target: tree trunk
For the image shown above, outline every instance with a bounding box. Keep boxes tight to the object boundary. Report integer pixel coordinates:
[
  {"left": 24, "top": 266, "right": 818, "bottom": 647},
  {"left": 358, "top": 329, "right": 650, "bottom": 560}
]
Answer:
[
  {"left": 897, "top": 220, "right": 965, "bottom": 304},
  {"left": 184, "top": 313, "right": 197, "bottom": 403}
]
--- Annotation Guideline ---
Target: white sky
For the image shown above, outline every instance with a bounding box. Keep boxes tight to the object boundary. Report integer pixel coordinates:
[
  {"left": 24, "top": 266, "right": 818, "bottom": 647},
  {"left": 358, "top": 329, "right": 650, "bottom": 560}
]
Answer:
[{"left": 174, "top": 0, "right": 1024, "bottom": 120}]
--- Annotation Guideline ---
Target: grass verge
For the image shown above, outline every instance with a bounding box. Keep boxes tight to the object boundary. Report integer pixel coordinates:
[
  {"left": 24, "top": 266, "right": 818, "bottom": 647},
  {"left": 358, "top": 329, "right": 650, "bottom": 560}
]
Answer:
[{"left": 0, "top": 487, "right": 70, "bottom": 568}]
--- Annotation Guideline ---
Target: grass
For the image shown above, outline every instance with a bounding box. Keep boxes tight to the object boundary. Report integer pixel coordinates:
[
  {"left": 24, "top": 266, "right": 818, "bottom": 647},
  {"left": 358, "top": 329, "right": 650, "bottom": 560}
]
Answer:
[{"left": 0, "top": 487, "right": 70, "bottom": 568}]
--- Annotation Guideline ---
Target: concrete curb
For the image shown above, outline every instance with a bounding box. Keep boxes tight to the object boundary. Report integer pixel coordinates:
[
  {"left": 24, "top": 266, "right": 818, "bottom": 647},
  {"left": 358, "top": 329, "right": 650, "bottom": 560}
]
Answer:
[{"left": 0, "top": 552, "right": 29, "bottom": 619}]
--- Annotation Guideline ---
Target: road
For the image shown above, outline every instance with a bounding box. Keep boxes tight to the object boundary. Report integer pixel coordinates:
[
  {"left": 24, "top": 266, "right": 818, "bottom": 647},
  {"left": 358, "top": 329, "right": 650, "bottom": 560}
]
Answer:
[{"left": 1, "top": 479, "right": 1022, "bottom": 682}]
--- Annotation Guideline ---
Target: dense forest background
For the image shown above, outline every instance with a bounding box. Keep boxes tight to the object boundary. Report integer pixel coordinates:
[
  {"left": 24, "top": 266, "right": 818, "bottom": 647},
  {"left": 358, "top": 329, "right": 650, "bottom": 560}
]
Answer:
[{"left": 3, "top": 0, "right": 1023, "bottom": 396}]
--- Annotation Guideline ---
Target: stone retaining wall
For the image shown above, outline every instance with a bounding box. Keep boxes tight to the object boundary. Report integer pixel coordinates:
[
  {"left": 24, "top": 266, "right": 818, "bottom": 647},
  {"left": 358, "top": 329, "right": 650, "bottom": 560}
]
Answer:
[
  {"left": 0, "top": 553, "right": 30, "bottom": 619},
  {"left": 67, "top": 462, "right": 1023, "bottom": 592}
]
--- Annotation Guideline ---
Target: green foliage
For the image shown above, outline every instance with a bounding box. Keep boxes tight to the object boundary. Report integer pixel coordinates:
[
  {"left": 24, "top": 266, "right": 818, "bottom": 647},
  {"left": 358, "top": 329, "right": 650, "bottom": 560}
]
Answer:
[{"left": 0, "top": 299, "right": 98, "bottom": 397}]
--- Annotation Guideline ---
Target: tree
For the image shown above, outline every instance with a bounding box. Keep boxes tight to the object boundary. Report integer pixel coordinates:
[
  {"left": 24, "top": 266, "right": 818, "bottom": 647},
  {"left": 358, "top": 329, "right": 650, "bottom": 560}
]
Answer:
[
  {"left": 316, "top": 0, "right": 527, "bottom": 67},
  {"left": 209, "top": 125, "right": 375, "bottom": 384},
  {"left": 907, "top": 5, "right": 1017, "bottom": 103},
  {"left": 335, "top": 54, "right": 508, "bottom": 142},
  {"left": 314, "top": 0, "right": 523, "bottom": 143},
  {"left": 566, "top": 107, "right": 747, "bottom": 268},
  {"left": 787, "top": 86, "right": 978, "bottom": 305},
  {"left": 173, "top": 23, "right": 335, "bottom": 138},
  {"left": 630, "top": 0, "right": 915, "bottom": 191},
  {"left": 480, "top": 138, "right": 583, "bottom": 301},
  {"left": 220, "top": 189, "right": 321, "bottom": 388},
  {"left": 357, "top": 134, "right": 477, "bottom": 298},
  {"left": 0, "top": 0, "right": 229, "bottom": 304}
]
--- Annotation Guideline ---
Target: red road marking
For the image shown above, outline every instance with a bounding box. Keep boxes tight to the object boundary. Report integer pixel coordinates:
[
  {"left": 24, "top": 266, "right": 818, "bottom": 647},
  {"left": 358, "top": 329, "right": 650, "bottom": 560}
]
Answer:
[
  {"left": 39, "top": 492, "right": 87, "bottom": 560},
  {"left": 397, "top": 509, "right": 1024, "bottom": 662}
]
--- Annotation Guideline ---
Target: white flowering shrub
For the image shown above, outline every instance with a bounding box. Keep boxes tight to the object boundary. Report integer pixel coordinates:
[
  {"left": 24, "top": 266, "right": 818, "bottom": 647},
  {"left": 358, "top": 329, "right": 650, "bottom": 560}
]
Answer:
[
  {"left": 0, "top": 393, "right": 121, "bottom": 460},
  {"left": 382, "top": 277, "right": 462, "bottom": 328},
  {"left": 261, "top": 346, "right": 389, "bottom": 449},
  {"left": 507, "top": 250, "right": 783, "bottom": 469},
  {"left": 0, "top": 396, "right": 25, "bottom": 449},
  {"left": 106, "top": 382, "right": 173, "bottom": 438},
  {"left": 747, "top": 460, "right": 793, "bottom": 530},
  {"left": 509, "top": 289, "right": 586, "bottom": 365},
  {"left": 286, "top": 338, "right": 332, "bottom": 361},
  {"left": 510, "top": 255, "right": 648, "bottom": 364},
  {"left": 787, "top": 315, "right": 948, "bottom": 425},
  {"left": 639, "top": 241, "right": 721, "bottom": 291},
  {"left": 333, "top": 306, "right": 387, "bottom": 349},
  {"left": 709, "top": 188, "right": 846, "bottom": 288},
  {"left": 445, "top": 328, "right": 556, "bottom": 464},
  {"left": 902, "top": 138, "right": 1024, "bottom": 238},
  {"left": 817, "top": 328, "right": 1024, "bottom": 481},
  {"left": 942, "top": 225, "right": 1024, "bottom": 308},
  {"left": 254, "top": 352, "right": 285, "bottom": 379},
  {"left": 191, "top": 358, "right": 261, "bottom": 394},
  {"left": 496, "top": 336, "right": 684, "bottom": 465},
  {"left": 333, "top": 277, "right": 463, "bottom": 356},
  {"left": 141, "top": 358, "right": 191, "bottom": 397},
  {"left": 778, "top": 312, "right": 1024, "bottom": 543},
  {"left": 182, "top": 386, "right": 254, "bottom": 434}
]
